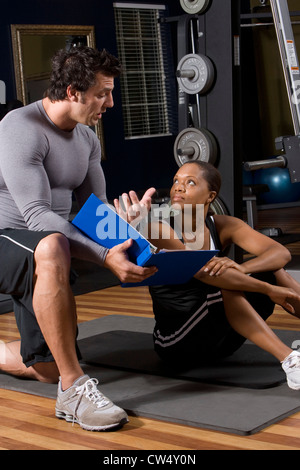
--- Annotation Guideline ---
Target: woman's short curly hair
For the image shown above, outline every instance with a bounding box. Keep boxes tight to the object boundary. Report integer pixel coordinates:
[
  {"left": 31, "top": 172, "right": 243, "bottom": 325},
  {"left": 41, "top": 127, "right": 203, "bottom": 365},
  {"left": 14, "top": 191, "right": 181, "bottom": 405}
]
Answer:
[
  {"left": 182, "top": 161, "right": 222, "bottom": 196},
  {"left": 46, "top": 47, "right": 122, "bottom": 101}
]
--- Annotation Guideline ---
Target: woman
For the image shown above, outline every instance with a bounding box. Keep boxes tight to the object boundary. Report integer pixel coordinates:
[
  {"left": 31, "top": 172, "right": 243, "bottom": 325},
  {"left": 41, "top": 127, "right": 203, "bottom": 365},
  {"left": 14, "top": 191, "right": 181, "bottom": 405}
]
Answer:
[{"left": 143, "top": 161, "right": 300, "bottom": 391}]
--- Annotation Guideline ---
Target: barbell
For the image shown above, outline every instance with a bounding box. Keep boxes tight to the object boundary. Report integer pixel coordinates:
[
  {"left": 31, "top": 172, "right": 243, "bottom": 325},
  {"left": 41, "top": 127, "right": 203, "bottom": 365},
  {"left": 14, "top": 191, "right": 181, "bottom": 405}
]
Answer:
[
  {"left": 174, "top": 127, "right": 218, "bottom": 167},
  {"left": 180, "top": 0, "right": 211, "bottom": 15}
]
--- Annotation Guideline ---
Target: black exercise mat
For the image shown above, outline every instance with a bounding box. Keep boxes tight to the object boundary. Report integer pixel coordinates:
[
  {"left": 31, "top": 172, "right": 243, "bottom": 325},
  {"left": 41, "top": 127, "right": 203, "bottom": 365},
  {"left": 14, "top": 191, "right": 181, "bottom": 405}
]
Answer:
[
  {"left": 78, "top": 330, "right": 287, "bottom": 390},
  {"left": 0, "top": 316, "right": 300, "bottom": 436},
  {"left": 1, "top": 364, "right": 300, "bottom": 436},
  {"left": 77, "top": 315, "right": 299, "bottom": 390}
]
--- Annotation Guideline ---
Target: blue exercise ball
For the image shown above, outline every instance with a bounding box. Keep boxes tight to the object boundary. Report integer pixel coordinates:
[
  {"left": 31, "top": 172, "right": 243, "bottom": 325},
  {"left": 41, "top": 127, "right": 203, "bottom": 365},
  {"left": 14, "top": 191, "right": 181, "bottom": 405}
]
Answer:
[{"left": 254, "top": 167, "right": 300, "bottom": 204}]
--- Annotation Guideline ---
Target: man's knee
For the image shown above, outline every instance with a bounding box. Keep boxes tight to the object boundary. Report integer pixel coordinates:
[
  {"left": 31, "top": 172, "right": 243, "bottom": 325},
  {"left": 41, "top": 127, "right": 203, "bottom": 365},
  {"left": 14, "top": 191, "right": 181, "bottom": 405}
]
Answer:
[
  {"left": 35, "top": 233, "right": 70, "bottom": 262},
  {"left": 34, "top": 233, "right": 71, "bottom": 278}
]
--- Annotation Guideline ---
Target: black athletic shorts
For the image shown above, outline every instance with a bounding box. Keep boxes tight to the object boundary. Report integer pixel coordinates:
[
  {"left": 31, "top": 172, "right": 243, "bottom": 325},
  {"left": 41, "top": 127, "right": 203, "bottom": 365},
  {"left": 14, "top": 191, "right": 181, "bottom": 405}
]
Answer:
[
  {"left": 150, "top": 272, "right": 276, "bottom": 367},
  {"left": 0, "top": 228, "right": 73, "bottom": 367}
]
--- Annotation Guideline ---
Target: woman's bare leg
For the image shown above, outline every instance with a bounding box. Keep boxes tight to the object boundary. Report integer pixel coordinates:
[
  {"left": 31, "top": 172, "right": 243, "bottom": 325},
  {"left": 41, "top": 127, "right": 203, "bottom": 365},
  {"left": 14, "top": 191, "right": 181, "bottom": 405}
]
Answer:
[{"left": 222, "top": 289, "right": 292, "bottom": 362}]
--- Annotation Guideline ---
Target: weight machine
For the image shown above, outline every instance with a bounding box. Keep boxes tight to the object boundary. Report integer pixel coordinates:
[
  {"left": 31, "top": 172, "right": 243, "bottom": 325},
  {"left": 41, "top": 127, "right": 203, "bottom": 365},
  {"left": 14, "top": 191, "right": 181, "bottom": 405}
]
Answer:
[
  {"left": 162, "top": 0, "right": 243, "bottom": 233},
  {"left": 243, "top": 0, "right": 300, "bottom": 184},
  {"left": 174, "top": 1, "right": 300, "bottom": 184},
  {"left": 169, "top": 0, "right": 300, "bottom": 268},
  {"left": 172, "top": 7, "right": 218, "bottom": 170},
  {"left": 242, "top": 0, "right": 300, "bottom": 280}
]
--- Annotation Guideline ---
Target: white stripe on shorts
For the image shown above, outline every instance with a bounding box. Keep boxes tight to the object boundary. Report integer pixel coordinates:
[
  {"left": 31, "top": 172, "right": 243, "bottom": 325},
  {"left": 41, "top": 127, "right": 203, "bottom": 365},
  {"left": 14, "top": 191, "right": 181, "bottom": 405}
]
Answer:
[
  {"left": 0, "top": 234, "right": 34, "bottom": 253},
  {"left": 154, "top": 291, "right": 223, "bottom": 349}
]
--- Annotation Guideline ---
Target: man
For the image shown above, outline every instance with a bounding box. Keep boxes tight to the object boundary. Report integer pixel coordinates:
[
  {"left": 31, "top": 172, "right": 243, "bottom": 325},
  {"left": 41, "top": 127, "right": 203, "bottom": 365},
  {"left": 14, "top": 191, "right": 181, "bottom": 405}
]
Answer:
[{"left": 0, "top": 47, "right": 156, "bottom": 432}]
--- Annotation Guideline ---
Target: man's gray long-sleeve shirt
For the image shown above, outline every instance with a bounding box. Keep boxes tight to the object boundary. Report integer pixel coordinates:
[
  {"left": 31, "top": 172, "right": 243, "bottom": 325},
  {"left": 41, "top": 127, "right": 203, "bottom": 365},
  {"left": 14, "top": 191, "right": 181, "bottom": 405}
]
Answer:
[{"left": 0, "top": 100, "right": 109, "bottom": 264}]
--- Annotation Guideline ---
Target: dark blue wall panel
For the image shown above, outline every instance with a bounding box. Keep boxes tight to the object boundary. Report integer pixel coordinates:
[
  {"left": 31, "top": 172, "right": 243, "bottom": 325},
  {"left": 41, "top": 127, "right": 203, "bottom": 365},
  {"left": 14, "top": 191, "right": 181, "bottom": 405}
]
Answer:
[{"left": 0, "top": 0, "right": 182, "bottom": 199}]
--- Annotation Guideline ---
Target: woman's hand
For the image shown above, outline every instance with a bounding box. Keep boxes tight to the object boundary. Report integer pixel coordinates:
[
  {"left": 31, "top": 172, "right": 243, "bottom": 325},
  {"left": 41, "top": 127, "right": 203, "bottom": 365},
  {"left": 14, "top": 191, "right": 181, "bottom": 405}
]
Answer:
[
  {"left": 202, "top": 257, "right": 246, "bottom": 277},
  {"left": 267, "top": 285, "right": 300, "bottom": 315},
  {"left": 114, "top": 188, "right": 156, "bottom": 227}
]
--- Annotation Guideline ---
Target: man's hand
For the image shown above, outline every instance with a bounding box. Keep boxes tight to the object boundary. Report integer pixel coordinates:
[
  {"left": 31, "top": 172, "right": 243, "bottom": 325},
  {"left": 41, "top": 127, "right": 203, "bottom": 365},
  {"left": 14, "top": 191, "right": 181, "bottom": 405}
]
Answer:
[
  {"left": 114, "top": 188, "right": 156, "bottom": 227},
  {"left": 103, "top": 239, "right": 157, "bottom": 284}
]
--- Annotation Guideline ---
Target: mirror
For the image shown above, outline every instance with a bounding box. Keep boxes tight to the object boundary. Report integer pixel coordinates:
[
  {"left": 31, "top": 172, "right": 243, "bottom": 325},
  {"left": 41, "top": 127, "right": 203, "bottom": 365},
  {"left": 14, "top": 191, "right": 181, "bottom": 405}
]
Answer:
[{"left": 10, "top": 24, "right": 105, "bottom": 157}]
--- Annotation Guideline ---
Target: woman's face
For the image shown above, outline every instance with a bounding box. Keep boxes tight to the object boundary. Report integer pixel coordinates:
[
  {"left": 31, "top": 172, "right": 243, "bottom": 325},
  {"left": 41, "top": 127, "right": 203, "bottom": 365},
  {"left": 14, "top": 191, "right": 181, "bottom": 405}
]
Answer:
[{"left": 170, "top": 163, "right": 216, "bottom": 210}]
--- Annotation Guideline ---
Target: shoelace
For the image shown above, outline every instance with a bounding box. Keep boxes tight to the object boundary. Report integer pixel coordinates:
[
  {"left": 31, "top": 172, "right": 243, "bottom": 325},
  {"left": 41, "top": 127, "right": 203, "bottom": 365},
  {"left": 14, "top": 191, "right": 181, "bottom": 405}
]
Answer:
[
  {"left": 285, "top": 354, "right": 300, "bottom": 369},
  {"left": 72, "top": 378, "right": 110, "bottom": 425}
]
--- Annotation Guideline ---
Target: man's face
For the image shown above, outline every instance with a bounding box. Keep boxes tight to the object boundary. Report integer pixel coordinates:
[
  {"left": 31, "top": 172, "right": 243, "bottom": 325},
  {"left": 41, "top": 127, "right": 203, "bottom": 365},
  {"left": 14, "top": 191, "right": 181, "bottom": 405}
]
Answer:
[{"left": 72, "top": 72, "right": 115, "bottom": 126}]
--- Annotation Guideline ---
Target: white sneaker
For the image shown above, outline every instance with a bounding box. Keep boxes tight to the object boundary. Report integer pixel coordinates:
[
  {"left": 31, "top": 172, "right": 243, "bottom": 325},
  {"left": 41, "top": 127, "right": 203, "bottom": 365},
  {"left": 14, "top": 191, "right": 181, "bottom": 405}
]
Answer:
[
  {"left": 55, "top": 375, "right": 129, "bottom": 431},
  {"left": 281, "top": 351, "right": 300, "bottom": 390}
]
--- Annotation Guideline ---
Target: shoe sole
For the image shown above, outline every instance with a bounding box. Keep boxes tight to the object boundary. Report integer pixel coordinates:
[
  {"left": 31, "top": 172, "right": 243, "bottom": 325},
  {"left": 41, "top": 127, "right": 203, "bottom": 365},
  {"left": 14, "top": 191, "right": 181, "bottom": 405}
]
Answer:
[
  {"left": 287, "top": 379, "right": 300, "bottom": 391},
  {"left": 55, "top": 410, "right": 129, "bottom": 431}
]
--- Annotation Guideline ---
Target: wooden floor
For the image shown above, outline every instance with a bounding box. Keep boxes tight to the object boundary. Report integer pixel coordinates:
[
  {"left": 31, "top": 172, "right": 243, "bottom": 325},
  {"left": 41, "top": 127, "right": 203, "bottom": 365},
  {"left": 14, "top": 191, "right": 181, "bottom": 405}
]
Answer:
[{"left": 0, "top": 206, "right": 300, "bottom": 450}]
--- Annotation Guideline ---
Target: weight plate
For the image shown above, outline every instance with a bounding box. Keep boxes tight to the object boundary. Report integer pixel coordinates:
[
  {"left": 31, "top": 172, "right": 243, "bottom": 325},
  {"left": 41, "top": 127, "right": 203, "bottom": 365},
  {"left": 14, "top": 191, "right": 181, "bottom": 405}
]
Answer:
[
  {"left": 179, "top": 0, "right": 210, "bottom": 15},
  {"left": 174, "top": 127, "right": 218, "bottom": 167},
  {"left": 210, "top": 196, "right": 230, "bottom": 216},
  {"left": 176, "top": 53, "right": 215, "bottom": 95}
]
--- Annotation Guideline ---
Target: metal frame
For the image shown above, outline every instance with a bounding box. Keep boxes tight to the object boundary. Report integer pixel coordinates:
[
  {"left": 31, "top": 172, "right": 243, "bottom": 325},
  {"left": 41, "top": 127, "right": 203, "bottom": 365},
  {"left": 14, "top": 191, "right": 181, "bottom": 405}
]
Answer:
[
  {"left": 169, "top": 1, "right": 243, "bottom": 260},
  {"left": 243, "top": 1, "right": 300, "bottom": 184},
  {"left": 270, "top": 0, "right": 300, "bottom": 135}
]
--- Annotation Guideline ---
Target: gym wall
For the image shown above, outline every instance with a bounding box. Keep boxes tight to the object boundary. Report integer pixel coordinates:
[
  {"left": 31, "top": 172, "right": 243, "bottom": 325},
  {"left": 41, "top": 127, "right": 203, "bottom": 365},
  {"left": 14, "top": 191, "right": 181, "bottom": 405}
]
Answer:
[
  {"left": 2, "top": 0, "right": 284, "bottom": 215},
  {"left": 0, "top": 0, "right": 183, "bottom": 202}
]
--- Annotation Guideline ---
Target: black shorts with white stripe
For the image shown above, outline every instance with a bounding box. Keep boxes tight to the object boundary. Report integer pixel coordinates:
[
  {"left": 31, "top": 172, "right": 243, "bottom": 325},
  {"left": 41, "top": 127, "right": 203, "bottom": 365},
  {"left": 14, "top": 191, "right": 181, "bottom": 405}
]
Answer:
[
  {"left": 151, "top": 272, "right": 276, "bottom": 366},
  {"left": 0, "top": 228, "right": 59, "bottom": 366}
]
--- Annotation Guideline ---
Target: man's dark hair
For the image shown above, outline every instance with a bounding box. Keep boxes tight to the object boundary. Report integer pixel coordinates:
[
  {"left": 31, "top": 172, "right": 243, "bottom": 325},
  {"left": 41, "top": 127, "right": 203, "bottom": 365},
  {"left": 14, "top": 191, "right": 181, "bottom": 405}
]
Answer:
[{"left": 46, "top": 47, "right": 122, "bottom": 101}]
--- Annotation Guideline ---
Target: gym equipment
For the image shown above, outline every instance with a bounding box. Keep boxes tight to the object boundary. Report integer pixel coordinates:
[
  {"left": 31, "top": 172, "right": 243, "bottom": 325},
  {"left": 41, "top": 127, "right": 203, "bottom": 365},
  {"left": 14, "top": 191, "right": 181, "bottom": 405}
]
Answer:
[
  {"left": 242, "top": 0, "right": 300, "bottom": 255},
  {"left": 244, "top": 137, "right": 300, "bottom": 186},
  {"left": 271, "top": 0, "right": 300, "bottom": 136},
  {"left": 210, "top": 196, "right": 230, "bottom": 216},
  {"left": 243, "top": 185, "right": 269, "bottom": 229},
  {"left": 253, "top": 167, "right": 300, "bottom": 205},
  {"left": 176, "top": 53, "right": 215, "bottom": 95},
  {"left": 163, "top": 2, "right": 243, "bottom": 264},
  {"left": 244, "top": 0, "right": 300, "bottom": 184},
  {"left": 180, "top": 0, "right": 210, "bottom": 15},
  {"left": 175, "top": 15, "right": 216, "bottom": 130},
  {"left": 173, "top": 13, "right": 218, "bottom": 168},
  {"left": 174, "top": 127, "right": 218, "bottom": 166}
]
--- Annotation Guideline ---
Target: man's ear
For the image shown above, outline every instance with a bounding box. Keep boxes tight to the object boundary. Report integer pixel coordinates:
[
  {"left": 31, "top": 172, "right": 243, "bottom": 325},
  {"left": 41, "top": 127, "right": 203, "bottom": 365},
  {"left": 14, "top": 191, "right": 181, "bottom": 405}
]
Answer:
[{"left": 66, "top": 85, "right": 79, "bottom": 101}]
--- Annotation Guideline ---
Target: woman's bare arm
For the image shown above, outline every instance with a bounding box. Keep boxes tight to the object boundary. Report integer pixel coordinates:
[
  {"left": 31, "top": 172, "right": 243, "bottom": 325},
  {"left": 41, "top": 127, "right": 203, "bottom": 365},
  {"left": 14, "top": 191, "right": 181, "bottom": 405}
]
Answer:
[{"left": 213, "top": 215, "right": 291, "bottom": 274}]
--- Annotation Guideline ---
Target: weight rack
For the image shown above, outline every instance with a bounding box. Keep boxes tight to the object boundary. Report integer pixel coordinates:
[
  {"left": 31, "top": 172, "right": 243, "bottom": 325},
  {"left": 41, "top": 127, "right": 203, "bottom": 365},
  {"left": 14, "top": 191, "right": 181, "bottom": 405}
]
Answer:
[
  {"left": 166, "top": 0, "right": 243, "bottom": 260},
  {"left": 243, "top": 0, "right": 300, "bottom": 184},
  {"left": 168, "top": 0, "right": 300, "bottom": 266}
]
